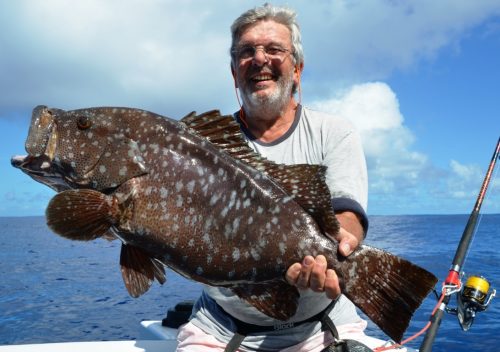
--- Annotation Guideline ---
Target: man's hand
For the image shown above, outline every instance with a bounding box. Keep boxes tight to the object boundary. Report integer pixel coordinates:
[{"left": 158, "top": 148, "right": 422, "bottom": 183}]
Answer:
[
  {"left": 285, "top": 211, "right": 364, "bottom": 299},
  {"left": 285, "top": 255, "right": 340, "bottom": 299}
]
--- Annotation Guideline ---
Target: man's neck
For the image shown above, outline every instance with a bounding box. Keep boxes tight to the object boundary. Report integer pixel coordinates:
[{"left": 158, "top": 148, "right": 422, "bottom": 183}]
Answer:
[{"left": 243, "top": 99, "right": 299, "bottom": 143}]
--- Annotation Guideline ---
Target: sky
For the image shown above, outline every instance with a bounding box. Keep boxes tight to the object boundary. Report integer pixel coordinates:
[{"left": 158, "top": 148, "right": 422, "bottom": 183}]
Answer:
[{"left": 1, "top": 0, "right": 499, "bottom": 216}]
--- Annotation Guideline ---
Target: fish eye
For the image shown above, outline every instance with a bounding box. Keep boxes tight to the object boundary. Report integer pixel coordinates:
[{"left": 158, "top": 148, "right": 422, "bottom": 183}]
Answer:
[{"left": 77, "top": 115, "right": 92, "bottom": 130}]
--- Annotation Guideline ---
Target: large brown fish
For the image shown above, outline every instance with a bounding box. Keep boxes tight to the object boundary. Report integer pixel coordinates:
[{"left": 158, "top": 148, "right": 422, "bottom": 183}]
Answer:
[{"left": 11, "top": 105, "right": 437, "bottom": 342}]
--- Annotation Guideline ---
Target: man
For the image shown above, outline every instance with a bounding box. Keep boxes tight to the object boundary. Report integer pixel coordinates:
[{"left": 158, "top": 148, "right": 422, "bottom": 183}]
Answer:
[{"left": 177, "top": 4, "right": 384, "bottom": 352}]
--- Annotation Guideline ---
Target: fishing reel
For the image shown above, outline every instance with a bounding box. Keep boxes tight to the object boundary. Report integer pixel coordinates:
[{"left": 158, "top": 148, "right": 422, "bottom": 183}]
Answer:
[{"left": 446, "top": 274, "right": 496, "bottom": 331}]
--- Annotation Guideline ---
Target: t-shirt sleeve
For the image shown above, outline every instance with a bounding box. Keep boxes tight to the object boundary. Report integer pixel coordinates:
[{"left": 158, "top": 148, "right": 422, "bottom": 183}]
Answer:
[{"left": 321, "top": 119, "right": 369, "bottom": 231}]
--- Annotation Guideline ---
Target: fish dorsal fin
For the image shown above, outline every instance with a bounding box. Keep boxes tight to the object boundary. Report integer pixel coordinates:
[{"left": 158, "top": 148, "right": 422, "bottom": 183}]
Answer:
[
  {"left": 180, "top": 110, "right": 340, "bottom": 238},
  {"left": 266, "top": 164, "right": 340, "bottom": 239}
]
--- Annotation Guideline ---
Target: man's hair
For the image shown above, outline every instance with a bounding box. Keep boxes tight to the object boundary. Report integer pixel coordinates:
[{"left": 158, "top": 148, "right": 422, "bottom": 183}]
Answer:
[{"left": 230, "top": 3, "right": 304, "bottom": 67}]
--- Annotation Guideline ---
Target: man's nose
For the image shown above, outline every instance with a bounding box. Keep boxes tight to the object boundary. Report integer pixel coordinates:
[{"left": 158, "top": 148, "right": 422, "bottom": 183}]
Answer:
[{"left": 252, "top": 47, "right": 269, "bottom": 66}]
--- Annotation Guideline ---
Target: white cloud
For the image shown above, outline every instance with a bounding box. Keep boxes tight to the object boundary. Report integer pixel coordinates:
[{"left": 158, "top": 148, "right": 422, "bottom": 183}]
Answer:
[
  {"left": 309, "top": 82, "right": 500, "bottom": 214},
  {"left": 1, "top": 0, "right": 499, "bottom": 215},
  {"left": 311, "top": 82, "right": 428, "bottom": 196},
  {"left": 1, "top": 0, "right": 500, "bottom": 114},
  {"left": 300, "top": 0, "right": 500, "bottom": 93}
]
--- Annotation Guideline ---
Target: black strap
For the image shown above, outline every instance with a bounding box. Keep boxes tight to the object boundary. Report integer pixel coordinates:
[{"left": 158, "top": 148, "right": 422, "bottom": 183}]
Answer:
[
  {"left": 224, "top": 332, "right": 245, "bottom": 352},
  {"left": 223, "top": 299, "right": 338, "bottom": 352}
]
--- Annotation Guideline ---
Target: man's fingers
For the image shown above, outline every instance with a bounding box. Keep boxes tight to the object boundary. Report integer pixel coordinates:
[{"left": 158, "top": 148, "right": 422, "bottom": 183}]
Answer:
[
  {"left": 309, "top": 255, "right": 327, "bottom": 291},
  {"left": 296, "top": 256, "right": 314, "bottom": 289},
  {"left": 285, "top": 262, "right": 302, "bottom": 285},
  {"left": 285, "top": 255, "right": 340, "bottom": 299},
  {"left": 336, "top": 228, "right": 359, "bottom": 257},
  {"left": 324, "top": 269, "right": 341, "bottom": 299}
]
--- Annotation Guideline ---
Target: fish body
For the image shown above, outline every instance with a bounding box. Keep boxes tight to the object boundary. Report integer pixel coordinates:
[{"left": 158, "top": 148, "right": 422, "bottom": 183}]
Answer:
[{"left": 12, "top": 106, "right": 437, "bottom": 342}]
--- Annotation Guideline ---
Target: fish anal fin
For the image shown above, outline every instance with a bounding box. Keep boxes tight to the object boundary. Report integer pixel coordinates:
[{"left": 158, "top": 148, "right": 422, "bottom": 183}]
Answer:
[
  {"left": 339, "top": 245, "right": 438, "bottom": 342},
  {"left": 232, "top": 281, "right": 299, "bottom": 321},
  {"left": 46, "top": 189, "right": 119, "bottom": 241},
  {"left": 120, "top": 243, "right": 166, "bottom": 298}
]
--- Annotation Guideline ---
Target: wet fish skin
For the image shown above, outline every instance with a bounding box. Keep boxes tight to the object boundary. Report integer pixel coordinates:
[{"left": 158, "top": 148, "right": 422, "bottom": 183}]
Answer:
[{"left": 11, "top": 105, "right": 438, "bottom": 342}]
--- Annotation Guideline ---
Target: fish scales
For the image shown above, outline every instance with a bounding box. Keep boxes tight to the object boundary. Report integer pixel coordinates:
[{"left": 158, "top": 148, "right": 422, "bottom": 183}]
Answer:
[
  {"left": 11, "top": 105, "right": 438, "bottom": 342},
  {"left": 105, "top": 110, "right": 327, "bottom": 284}
]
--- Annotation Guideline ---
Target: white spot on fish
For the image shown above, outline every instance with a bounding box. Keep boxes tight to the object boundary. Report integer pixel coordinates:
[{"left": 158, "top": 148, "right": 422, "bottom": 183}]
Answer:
[
  {"left": 119, "top": 166, "right": 127, "bottom": 176},
  {"left": 176, "top": 195, "right": 184, "bottom": 207},
  {"left": 232, "top": 248, "right": 240, "bottom": 262},
  {"left": 279, "top": 242, "right": 287, "bottom": 255},
  {"left": 250, "top": 248, "right": 261, "bottom": 261},
  {"left": 187, "top": 180, "right": 195, "bottom": 193},
  {"left": 196, "top": 166, "right": 205, "bottom": 176},
  {"left": 99, "top": 165, "right": 106, "bottom": 173},
  {"left": 210, "top": 194, "right": 220, "bottom": 206},
  {"left": 160, "top": 187, "right": 169, "bottom": 199}
]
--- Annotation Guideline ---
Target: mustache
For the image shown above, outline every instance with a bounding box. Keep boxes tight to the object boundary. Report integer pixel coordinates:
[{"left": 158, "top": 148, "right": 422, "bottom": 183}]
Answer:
[{"left": 245, "top": 65, "right": 277, "bottom": 78}]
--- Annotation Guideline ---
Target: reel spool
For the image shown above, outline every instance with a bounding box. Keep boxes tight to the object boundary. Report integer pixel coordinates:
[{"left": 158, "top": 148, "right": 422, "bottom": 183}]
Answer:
[{"left": 456, "top": 275, "right": 496, "bottom": 331}]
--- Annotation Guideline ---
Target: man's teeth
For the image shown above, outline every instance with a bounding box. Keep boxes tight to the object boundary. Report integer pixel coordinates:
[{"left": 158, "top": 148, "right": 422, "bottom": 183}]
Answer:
[{"left": 253, "top": 74, "right": 273, "bottom": 81}]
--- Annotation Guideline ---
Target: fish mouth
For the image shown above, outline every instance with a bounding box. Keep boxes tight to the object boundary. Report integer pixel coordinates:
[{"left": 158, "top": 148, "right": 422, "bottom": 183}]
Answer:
[
  {"left": 11, "top": 119, "right": 72, "bottom": 192},
  {"left": 11, "top": 154, "right": 72, "bottom": 192}
]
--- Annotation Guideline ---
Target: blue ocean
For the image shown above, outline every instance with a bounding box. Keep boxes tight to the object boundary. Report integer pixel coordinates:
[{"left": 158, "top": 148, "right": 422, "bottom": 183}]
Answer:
[{"left": 0, "top": 214, "right": 498, "bottom": 351}]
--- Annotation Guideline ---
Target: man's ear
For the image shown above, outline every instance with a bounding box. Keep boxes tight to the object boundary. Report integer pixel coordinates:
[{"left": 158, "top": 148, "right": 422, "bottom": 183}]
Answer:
[
  {"left": 294, "top": 63, "right": 304, "bottom": 85},
  {"left": 295, "top": 62, "right": 304, "bottom": 75},
  {"left": 231, "top": 65, "right": 238, "bottom": 88}
]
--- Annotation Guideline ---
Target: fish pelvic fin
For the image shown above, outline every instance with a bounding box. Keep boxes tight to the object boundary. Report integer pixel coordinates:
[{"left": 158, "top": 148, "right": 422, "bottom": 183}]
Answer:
[
  {"left": 180, "top": 110, "right": 339, "bottom": 238},
  {"left": 339, "top": 245, "right": 438, "bottom": 343},
  {"left": 45, "top": 189, "right": 119, "bottom": 241},
  {"left": 232, "top": 280, "right": 300, "bottom": 321},
  {"left": 120, "top": 244, "right": 166, "bottom": 298}
]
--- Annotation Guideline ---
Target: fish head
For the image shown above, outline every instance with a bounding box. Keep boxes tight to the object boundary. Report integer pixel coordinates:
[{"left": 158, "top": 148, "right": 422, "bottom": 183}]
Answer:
[{"left": 11, "top": 105, "right": 148, "bottom": 192}]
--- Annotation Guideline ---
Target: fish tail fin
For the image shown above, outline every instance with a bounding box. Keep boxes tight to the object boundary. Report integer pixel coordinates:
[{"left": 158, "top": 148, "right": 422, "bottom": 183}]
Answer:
[
  {"left": 46, "top": 189, "right": 119, "bottom": 241},
  {"left": 339, "top": 245, "right": 437, "bottom": 343}
]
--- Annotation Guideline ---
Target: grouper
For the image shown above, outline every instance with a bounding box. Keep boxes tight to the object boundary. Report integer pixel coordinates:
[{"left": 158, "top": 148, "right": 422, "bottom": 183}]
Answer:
[{"left": 11, "top": 105, "right": 437, "bottom": 342}]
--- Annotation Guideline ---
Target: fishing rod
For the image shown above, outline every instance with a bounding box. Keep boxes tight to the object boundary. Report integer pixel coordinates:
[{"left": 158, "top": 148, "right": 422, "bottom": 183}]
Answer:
[{"left": 419, "top": 137, "right": 500, "bottom": 352}]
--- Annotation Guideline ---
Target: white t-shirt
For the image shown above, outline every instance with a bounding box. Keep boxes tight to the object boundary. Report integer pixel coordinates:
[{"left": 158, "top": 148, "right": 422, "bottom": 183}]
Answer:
[{"left": 189, "top": 105, "right": 369, "bottom": 350}]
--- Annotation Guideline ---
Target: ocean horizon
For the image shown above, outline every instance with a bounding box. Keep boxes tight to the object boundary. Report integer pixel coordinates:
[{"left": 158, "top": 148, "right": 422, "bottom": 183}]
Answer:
[{"left": 1, "top": 214, "right": 499, "bottom": 351}]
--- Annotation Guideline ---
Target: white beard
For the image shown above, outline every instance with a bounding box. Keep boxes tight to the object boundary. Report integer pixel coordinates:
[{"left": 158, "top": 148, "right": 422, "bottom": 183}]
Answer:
[{"left": 239, "top": 70, "right": 295, "bottom": 119}]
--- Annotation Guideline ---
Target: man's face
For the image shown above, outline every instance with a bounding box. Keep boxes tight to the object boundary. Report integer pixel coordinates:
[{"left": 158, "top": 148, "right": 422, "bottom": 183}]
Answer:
[{"left": 232, "top": 20, "right": 299, "bottom": 112}]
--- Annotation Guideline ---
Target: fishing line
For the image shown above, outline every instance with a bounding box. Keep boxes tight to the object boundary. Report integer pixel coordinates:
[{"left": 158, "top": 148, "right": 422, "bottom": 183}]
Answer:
[{"left": 373, "top": 290, "right": 447, "bottom": 351}]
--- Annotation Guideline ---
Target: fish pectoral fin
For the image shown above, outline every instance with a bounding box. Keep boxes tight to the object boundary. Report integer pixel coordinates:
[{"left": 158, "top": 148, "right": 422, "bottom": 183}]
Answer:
[
  {"left": 120, "top": 244, "right": 166, "bottom": 298},
  {"left": 46, "top": 189, "right": 119, "bottom": 241},
  {"left": 339, "top": 245, "right": 438, "bottom": 343},
  {"left": 232, "top": 280, "right": 299, "bottom": 321}
]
